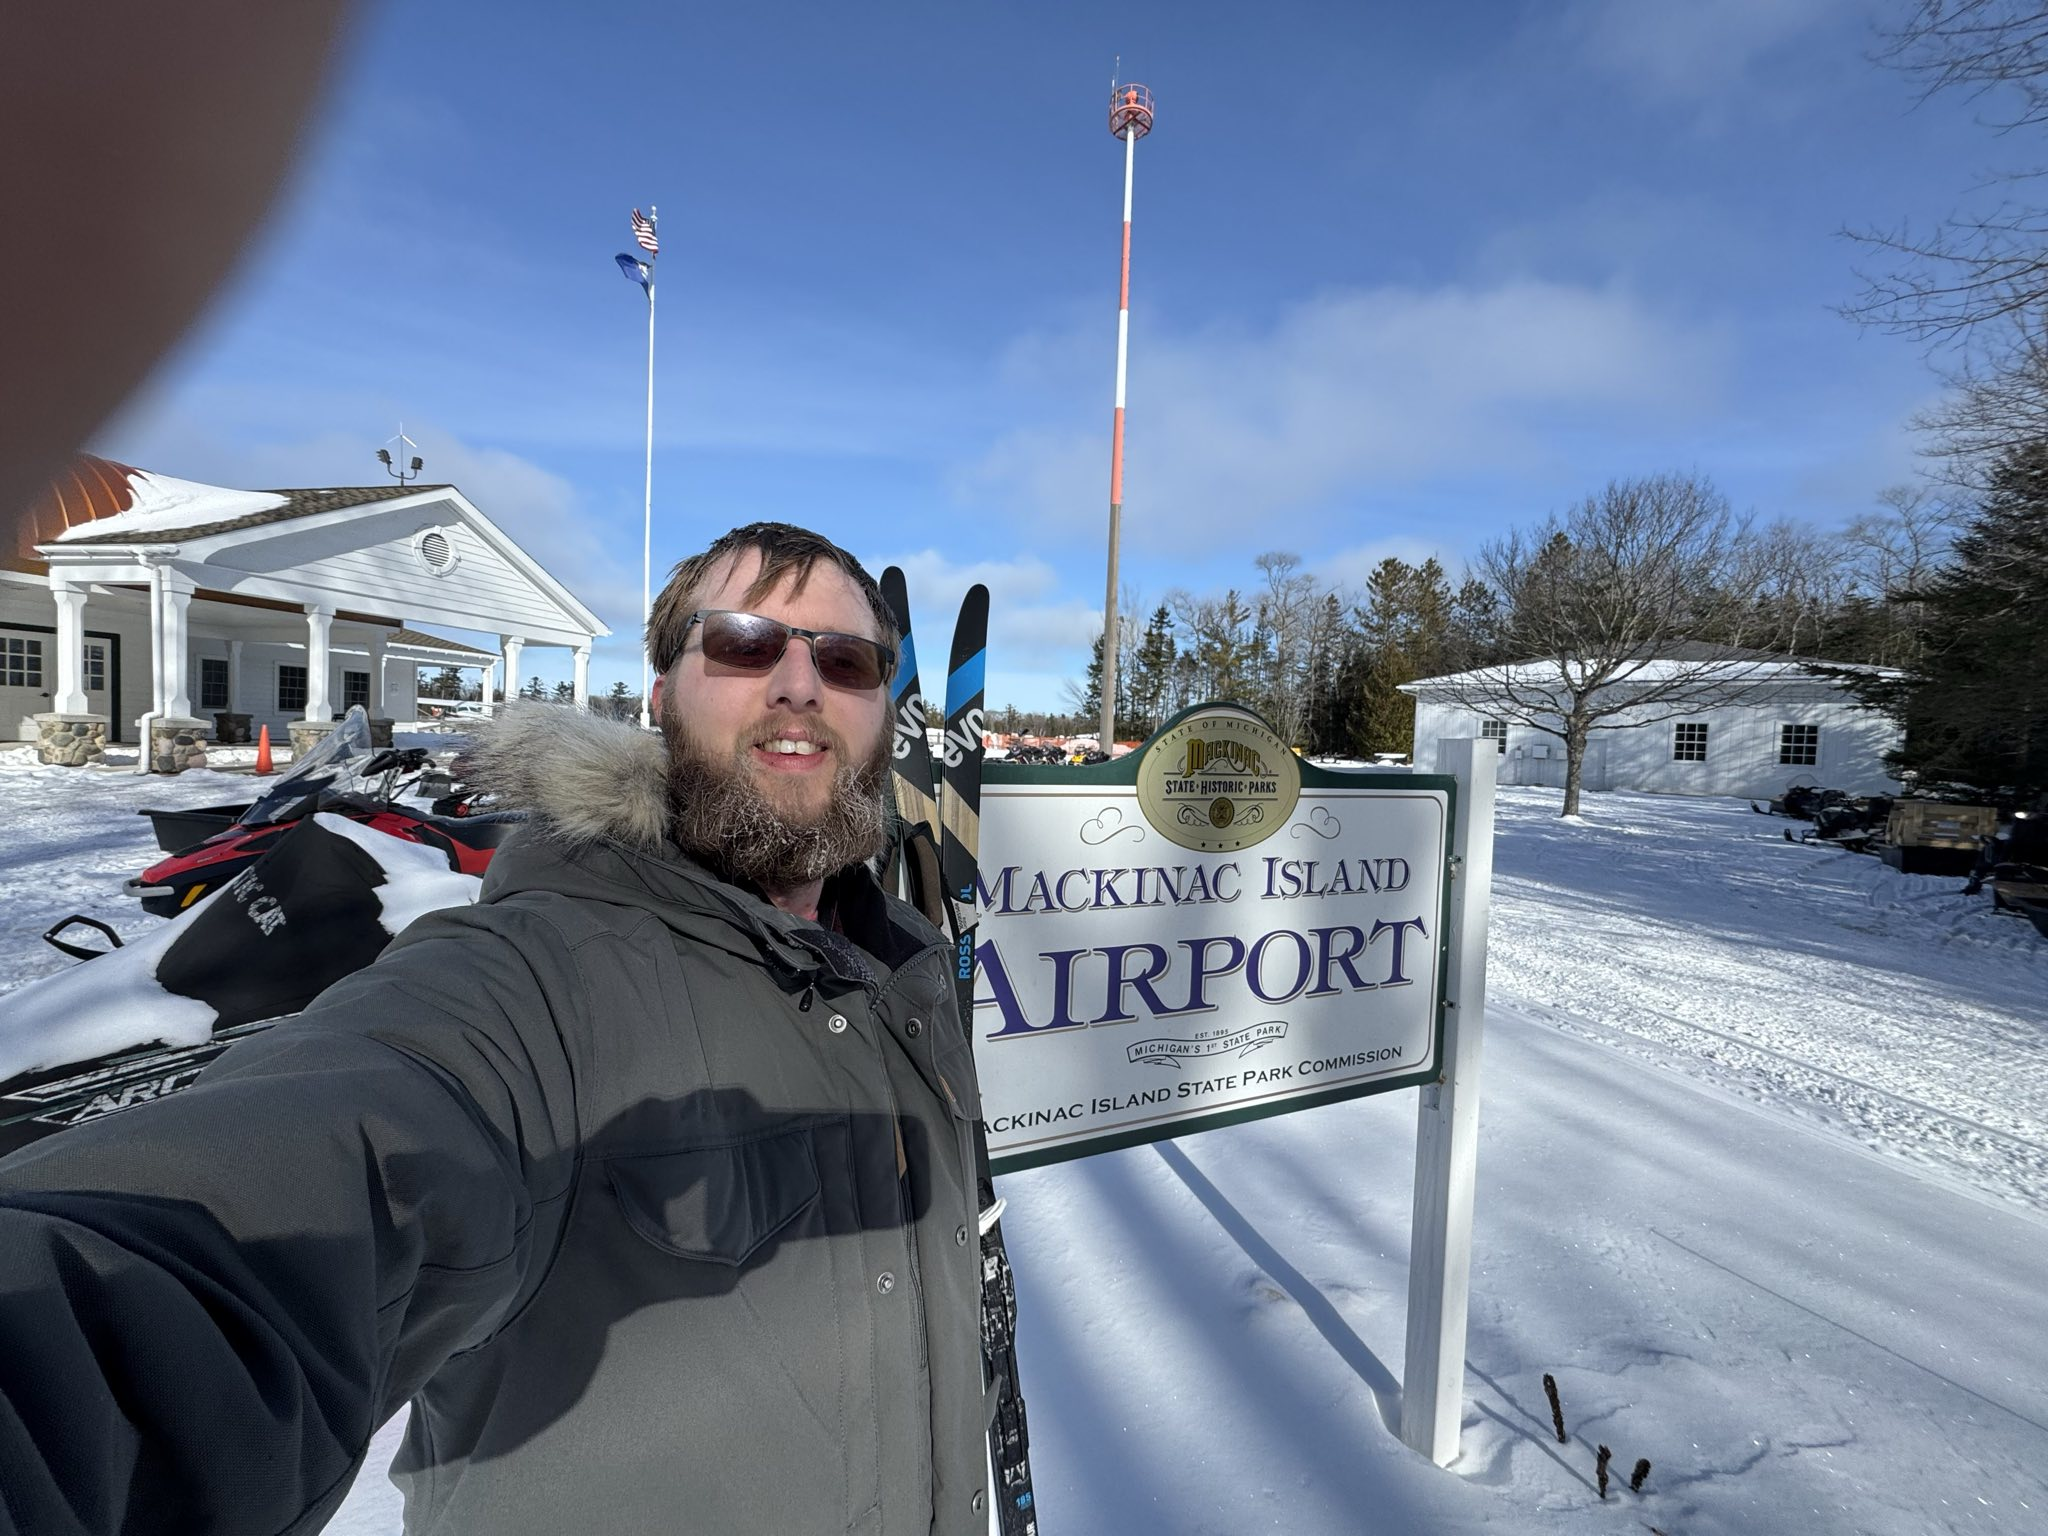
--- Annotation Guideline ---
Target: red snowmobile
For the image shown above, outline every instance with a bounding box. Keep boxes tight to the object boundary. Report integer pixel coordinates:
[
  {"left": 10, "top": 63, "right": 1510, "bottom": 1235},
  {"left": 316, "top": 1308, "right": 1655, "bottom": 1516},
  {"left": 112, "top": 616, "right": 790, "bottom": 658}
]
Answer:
[{"left": 126, "top": 708, "right": 519, "bottom": 918}]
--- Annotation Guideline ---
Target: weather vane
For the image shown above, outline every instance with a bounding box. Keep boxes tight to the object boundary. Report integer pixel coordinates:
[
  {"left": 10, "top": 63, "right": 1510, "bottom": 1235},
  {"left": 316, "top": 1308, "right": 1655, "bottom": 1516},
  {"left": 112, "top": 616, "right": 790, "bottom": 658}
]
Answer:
[{"left": 376, "top": 425, "right": 423, "bottom": 485}]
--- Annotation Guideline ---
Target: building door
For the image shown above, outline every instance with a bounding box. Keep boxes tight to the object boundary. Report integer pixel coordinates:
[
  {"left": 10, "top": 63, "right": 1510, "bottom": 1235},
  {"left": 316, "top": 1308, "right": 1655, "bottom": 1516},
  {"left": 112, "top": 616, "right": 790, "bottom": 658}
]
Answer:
[
  {"left": 83, "top": 639, "right": 116, "bottom": 739},
  {"left": 1, "top": 627, "right": 50, "bottom": 740}
]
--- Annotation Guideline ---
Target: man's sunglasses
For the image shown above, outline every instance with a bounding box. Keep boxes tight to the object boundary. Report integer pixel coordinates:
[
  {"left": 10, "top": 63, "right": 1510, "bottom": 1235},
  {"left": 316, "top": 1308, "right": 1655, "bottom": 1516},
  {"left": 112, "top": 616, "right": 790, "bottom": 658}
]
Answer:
[{"left": 681, "top": 609, "right": 896, "bottom": 691}]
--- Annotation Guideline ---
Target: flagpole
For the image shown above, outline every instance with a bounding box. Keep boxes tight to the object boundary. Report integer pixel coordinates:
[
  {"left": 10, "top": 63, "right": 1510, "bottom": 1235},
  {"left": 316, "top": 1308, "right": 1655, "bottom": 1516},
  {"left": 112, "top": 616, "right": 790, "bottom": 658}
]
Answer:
[{"left": 641, "top": 269, "right": 655, "bottom": 730}]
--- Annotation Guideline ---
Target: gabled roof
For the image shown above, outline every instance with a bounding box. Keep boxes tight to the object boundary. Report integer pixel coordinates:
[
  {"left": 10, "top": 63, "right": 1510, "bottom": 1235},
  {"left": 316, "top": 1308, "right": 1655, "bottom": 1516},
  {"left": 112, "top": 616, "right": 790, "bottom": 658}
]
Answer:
[
  {"left": 10, "top": 454, "right": 442, "bottom": 568},
  {"left": 1401, "top": 650, "right": 1895, "bottom": 695},
  {"left": 18, "top": 455, "right": 608, "bottom": 644},
  {"left": 54, "top": 479, "right": 439, "bottom": 546}
]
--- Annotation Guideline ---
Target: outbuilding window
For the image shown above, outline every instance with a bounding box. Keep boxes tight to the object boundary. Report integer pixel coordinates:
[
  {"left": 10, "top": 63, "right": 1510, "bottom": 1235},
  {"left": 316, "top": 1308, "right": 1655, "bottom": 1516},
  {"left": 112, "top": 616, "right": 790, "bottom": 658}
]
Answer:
[
  {"left": 343, "top": 671, "right": 370, "bottom": 710},
  {"left": 1779, "top": 723, "right": 1819, "bottom": 766},
  {"left": 278, "top": 664, "right": 308, "bottom": 712},
  {"left": 1480, "top": 720, "right": 1508, "bottom": 753},
  {"left": 1673, "top": 722, "right": 1709, "bottom": 762}
]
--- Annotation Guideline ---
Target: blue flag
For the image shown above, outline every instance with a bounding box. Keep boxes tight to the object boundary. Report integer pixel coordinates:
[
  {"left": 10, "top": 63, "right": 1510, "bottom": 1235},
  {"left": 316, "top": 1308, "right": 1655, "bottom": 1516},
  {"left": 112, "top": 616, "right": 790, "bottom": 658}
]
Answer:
[{"left": 615, "top": 253, "right": 651, "bottom": 291}]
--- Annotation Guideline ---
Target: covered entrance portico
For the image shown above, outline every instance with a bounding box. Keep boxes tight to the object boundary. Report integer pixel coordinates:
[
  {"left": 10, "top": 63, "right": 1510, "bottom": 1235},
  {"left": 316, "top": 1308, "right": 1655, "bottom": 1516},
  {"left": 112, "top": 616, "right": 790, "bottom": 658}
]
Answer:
[{"left": 12, "top": 458, "right": 608, "bottom": 770}]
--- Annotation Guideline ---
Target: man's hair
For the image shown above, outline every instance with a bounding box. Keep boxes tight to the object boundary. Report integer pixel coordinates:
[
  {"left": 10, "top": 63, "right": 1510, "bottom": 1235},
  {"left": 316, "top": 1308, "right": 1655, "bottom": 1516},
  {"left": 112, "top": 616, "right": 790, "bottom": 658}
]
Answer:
[{"left": 646, "top": 522, "right": 897, "bottom": 675}]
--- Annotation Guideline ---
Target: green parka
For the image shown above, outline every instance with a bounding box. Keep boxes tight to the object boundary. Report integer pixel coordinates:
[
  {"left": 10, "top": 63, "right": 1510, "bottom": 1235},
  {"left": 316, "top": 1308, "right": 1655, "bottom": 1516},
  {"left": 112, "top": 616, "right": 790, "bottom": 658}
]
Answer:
[{"left": 0, "top": 706, "right": 990, "bottom": 1535}]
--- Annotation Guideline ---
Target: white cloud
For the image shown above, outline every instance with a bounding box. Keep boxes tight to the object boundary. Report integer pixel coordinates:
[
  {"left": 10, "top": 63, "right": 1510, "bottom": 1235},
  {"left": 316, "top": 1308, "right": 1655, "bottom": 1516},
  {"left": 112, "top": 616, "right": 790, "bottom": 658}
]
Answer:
[
  {"left": 863, "top": 547, "right": 1102, "bottom": 703},
  {"left": 961, "top": 278, "right": 1724, "bottom": 555},
  {"left": 1561, "top": 0, "right": 1845, "bottom": 104}
]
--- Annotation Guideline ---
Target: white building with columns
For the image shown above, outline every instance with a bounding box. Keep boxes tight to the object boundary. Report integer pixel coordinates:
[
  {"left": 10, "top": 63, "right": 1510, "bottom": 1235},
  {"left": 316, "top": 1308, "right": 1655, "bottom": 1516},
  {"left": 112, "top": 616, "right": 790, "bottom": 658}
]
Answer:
[{"left": 5, "top": 456, "right": 608, "bottom": 766}]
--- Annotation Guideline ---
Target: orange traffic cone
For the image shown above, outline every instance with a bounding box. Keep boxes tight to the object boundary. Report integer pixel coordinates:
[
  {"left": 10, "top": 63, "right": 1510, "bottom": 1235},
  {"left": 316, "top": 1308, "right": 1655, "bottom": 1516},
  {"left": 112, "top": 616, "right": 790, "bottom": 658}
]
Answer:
[{"left": 254, "top": 723, "right": 274, "bottom": 775}]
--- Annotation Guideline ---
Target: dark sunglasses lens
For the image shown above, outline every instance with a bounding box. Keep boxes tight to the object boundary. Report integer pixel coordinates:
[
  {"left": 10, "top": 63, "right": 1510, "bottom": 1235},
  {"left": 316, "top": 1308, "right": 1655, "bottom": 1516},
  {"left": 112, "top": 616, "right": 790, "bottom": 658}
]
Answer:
[
  {"left": 702, "top": 613, "right": 789, "bottom": 670},
  {"left": 813, "top": 634, "right": 887, "bottom": 689}
]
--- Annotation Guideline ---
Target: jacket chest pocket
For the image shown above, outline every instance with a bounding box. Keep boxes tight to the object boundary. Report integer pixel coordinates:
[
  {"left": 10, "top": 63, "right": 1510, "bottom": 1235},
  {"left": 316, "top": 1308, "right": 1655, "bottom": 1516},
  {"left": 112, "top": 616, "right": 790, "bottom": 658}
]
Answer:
[
  {"left": 607, "top": 1126, "right": 820, "bottom": 1266},
  {"left": 596, "top": 1121, "right": 877, "bottom": 1519}
]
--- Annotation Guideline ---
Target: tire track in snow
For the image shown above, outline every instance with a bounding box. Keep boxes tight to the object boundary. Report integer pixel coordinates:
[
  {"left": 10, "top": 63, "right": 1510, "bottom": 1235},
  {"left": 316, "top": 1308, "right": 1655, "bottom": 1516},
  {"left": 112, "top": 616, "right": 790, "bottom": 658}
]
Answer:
[
  {"left": 1507, "top": 994, "right": 2048, "bottom": 1209},
  {"left": 1486, "top": 788, "right": 2048, "bottom": 1211}
]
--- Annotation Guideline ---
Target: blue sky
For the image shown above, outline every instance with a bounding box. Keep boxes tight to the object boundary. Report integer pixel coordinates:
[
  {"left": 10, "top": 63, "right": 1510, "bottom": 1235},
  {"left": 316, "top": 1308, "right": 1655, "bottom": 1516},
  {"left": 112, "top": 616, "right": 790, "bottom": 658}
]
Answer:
[{"left": 98, "top": 0, "right": 2005, "bottom": 709}]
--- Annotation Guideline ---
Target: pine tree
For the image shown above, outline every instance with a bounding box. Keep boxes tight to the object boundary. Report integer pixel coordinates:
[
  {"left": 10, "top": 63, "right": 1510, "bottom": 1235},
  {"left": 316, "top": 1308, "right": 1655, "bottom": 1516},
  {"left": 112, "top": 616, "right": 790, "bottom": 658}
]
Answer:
[
  {"left": 419, "top": 665, "right": 464, "bottom": 700},
  {"left": 1128, "top": 605, "right": 1178, "bottom": 739},
  {"left": 1838, "top": 443, "right": 2048, "bottom": 797}
]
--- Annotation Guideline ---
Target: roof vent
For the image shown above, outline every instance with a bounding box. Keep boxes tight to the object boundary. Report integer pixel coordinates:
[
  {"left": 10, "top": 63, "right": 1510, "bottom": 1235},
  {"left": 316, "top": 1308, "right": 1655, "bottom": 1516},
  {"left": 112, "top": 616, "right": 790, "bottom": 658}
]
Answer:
[{"left": 414, "top": 527, "right": 459, "bottom": 576}]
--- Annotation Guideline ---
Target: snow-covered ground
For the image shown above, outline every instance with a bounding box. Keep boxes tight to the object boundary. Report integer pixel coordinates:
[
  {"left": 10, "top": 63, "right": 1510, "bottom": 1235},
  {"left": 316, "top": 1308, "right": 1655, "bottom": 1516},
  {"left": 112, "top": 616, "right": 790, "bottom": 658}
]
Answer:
[{"left": 1, "top": 758, "right": 2042, "bottom": 1533}]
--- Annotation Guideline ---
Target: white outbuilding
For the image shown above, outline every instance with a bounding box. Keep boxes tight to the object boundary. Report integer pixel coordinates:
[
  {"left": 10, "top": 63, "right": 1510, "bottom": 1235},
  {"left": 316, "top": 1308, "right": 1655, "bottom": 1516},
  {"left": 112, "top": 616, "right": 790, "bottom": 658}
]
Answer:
[
  {"left": 1401, "top": 646, "right": 1903, "bottom": 799},
  {"left": 4, "top": 455, "right": 609, "bottom": 769}
]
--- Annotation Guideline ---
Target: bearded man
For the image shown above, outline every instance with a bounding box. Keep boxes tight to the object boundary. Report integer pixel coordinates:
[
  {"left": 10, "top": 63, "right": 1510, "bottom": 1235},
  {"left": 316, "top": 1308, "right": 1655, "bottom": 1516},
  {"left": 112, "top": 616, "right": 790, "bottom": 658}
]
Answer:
[{"left": 0, "top": 523, "right": 990, "bottom": 1536}]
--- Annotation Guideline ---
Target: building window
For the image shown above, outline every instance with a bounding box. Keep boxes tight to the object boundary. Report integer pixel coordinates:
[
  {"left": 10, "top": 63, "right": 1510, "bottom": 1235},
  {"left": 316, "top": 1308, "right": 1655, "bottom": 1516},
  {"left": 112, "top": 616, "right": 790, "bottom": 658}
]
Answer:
[
  {"left": 1480, "top": 719, "right": 1508, "bottom": 753},
  {"left": 1779, "top": 723, "right": 1819, "bottom": 767},
  {"left": 278, "top": 664, "right": 308, "bottom": 712},
  {"left": 1673, "top": 722, "right": 1709, "bottom": 762},
  {"left": 200, "top": 657, "right": 229, "bottom": 711},
  {"left": 2, "top": 635, "right": 44, "bottom": 688},
  {"left": 343, "top": 670, "right": 370, "bottom": 710},
  {"left": 84, "top": 643, "right": 107, "bottom": 693}
]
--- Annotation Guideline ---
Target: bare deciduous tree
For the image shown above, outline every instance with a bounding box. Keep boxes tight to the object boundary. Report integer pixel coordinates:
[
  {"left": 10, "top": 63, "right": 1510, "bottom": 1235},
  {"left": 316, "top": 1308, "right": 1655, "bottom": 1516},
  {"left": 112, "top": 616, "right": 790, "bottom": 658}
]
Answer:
[
  {"left": 1252, "top": 551, "right": 1323, "bottom": 746},
  {"left": 1847, "top": 2, "right": 2048, "bottom": 473},
  {"left": 1411, "top": 473, "right": 1789, "bottom": 817}
]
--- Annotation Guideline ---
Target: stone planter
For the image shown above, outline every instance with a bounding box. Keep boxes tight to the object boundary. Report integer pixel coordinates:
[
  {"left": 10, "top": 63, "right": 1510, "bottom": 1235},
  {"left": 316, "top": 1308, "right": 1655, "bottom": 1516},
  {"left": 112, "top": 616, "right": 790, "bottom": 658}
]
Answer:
[
  {"left": 149, "top": 717, "right": 211, "bottom": 774},
  {"left": 33, "top": 713, "right": 107, "bottom": 767},
  {"left": 287, "top": 718, "right": 339, "bottom": 762}
]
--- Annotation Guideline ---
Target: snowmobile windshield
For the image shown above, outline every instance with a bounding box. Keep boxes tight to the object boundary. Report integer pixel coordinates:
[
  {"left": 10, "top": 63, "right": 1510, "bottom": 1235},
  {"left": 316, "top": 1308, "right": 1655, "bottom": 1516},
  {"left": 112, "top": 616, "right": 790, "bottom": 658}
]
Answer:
[{"left": 236, "top": 708, "right": 376, "bottom": 827}]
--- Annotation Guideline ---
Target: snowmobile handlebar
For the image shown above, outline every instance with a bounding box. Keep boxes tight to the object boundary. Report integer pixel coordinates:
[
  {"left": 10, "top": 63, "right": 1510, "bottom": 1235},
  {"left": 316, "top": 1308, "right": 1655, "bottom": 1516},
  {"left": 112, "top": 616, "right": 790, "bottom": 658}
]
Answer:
[{"left": 43, "top": 914, "right": 126, "bottom": 962}]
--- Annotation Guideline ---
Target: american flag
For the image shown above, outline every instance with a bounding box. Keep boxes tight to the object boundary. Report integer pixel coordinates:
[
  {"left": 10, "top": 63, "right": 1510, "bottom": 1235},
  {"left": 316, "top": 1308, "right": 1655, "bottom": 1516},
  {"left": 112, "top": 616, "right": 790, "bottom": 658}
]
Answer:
[{"left": 630, "top": 207, "right": 659, "bottom": 257}]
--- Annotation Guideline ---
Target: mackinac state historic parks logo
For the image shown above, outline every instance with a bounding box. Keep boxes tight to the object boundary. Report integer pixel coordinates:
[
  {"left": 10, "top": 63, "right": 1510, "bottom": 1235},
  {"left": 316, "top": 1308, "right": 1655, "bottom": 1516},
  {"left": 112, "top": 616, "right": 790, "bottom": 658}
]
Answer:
[{"left": 1136, "top": 707, "right": 1302, "bottom": 853}]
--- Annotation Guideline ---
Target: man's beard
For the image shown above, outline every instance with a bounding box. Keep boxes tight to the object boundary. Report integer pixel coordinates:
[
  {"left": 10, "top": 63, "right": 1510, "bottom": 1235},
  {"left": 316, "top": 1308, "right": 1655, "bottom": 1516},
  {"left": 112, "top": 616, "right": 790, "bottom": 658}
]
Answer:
[{"left": 661, "top": 711, "right": 892, "bottom": 891}]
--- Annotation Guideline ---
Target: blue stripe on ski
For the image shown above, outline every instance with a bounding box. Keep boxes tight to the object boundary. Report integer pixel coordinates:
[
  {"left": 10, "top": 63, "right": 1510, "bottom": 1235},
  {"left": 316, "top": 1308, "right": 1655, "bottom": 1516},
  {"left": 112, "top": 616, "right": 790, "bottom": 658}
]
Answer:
[
  {"left": 946, "top": 652, "right": 984, "bottom": 708},
  {"left": 892, "top": 634, "right": 918, "bottom": 701}
]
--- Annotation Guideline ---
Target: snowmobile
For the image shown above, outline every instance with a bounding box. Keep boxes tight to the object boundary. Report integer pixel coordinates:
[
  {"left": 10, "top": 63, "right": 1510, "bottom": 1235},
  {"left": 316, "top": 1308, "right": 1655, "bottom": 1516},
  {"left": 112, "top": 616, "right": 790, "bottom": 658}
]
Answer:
[
  {"left": 1960, "top": 811, "right": 2048, "bottom": 938},
  {"left": 1751, "top": 778, "right": 1825, "bottom": 820},
  {"left": 126, "top": 708, "right": 518, "bottom": 918},
  {"left": 1774, "top": 791, "right": 1893, "bottom": 853},
  {"left": 4, "top": 807, "right": 491, "bottom": 1156}
]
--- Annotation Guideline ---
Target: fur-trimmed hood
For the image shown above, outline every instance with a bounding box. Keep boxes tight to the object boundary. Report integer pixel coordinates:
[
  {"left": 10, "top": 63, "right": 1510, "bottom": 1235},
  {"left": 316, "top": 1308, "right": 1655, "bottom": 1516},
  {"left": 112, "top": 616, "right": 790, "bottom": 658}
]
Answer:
[
  {"left": 466, "top": 702, "right": 671, "bottom": 850},
  {"left": 461, "top": 701, "right": 940, "bottom": 979}
]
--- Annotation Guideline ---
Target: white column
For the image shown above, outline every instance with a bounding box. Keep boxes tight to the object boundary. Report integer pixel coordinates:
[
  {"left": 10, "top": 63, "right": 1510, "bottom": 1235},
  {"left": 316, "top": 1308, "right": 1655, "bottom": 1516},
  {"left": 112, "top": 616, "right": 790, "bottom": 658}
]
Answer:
[
  {"left": 1401, "top": 737, "right": 1499, "bottom": 1465},
  {"left": 49, "top": 581, "right": 89, "bottom": 714},
  {"left": 146, "top": 563, "right": 167, "bottom": 716},
  {"left": 501, "top": 635, "right": 525, "bottom": 703},
  {"left": 163, "top": 577, "right": 195, "bottom": 718},
  {"left": 572, "top": 644, "right": 590, "bottom": 707},
  {"left": 304, "top": 605, "right": 334, "bottom": 721},
  {"left": 228, "top": 639, "right": 244, "bottom": 713},
  {"left": 368, "top": 634, "right": 387, "bottom": 717},
  {"left": 480, "top": 661, "right": 497, "bottom": 718}
]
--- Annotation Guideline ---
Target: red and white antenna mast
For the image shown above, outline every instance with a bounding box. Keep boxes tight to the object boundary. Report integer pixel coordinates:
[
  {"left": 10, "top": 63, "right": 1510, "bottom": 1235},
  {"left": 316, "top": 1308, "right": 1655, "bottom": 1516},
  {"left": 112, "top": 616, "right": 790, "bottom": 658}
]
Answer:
[{"left": 1098, "top": 76, "right": 1153, "bottom": 752}]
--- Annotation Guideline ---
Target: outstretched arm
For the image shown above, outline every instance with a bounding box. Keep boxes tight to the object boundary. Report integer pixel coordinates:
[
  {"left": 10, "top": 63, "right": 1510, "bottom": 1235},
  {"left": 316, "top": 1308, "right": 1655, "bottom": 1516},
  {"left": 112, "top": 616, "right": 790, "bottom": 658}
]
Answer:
[{"left": 0, "top": 910, "right": 577, "bottom": 1536}]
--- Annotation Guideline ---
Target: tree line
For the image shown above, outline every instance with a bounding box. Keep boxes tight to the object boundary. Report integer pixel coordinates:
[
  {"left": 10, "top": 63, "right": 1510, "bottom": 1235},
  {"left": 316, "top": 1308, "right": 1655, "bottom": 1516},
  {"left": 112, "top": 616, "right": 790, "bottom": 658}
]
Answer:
[{"left": 1068, "top": 469, "right": 1967, "bottom": 769}]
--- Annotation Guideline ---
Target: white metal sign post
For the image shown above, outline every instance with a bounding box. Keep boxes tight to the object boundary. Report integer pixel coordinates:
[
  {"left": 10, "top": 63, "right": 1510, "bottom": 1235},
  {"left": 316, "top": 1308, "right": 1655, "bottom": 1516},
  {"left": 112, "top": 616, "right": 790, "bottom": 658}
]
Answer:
[
  {"left": 970, "top": 705, "right": 1497, "bottom": 1464},
  {"left": 1401, "top": 735, "right": 1497, "bottom": 1464}
]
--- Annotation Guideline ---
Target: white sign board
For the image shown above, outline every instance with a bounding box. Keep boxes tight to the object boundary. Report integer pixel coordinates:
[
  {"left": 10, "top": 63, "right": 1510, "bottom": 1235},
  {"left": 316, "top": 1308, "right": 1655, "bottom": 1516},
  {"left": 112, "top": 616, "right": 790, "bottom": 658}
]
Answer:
[{"left": 971, "top": 706, "right": 1454, "bottom": 1173}]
